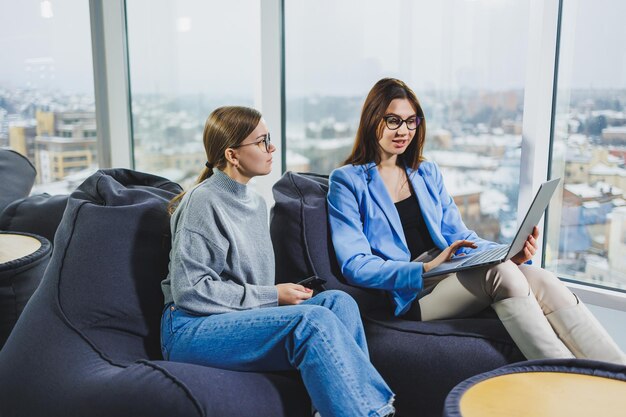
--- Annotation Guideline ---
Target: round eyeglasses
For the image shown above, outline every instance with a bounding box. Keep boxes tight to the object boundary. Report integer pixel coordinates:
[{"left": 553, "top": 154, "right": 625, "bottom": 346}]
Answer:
[
  {"left": 383, "top": 115, "right": 422, "bottom": 131},
  {"left": 231, "top": 133, "right": 272, "bottom": 153}
]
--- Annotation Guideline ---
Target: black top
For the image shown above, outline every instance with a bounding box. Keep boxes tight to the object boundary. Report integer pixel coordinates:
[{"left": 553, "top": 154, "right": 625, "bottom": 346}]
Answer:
[{"left": 394, "top": 190, "right": 436, "bottom": 260}]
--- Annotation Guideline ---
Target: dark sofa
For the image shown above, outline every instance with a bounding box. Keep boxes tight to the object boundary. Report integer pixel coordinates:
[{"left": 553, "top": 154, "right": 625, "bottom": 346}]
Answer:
[
  {"left": 1, "top": 167, "right": 524, "bottom": 417},
  {"left": 270, "top": 171, "right": 525, "bottom": 417}
]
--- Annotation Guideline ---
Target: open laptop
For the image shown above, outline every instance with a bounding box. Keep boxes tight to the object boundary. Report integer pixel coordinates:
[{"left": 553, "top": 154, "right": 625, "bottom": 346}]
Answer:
[{"left": 422, "top": 178, "right": 561, "bottom": 278}]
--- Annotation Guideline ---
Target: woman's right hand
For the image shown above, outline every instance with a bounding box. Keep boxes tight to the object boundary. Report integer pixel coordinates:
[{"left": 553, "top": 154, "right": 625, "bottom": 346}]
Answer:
[
  {"left": 423, "top": 240, "right": 477, "bottom": 272},
  {"left": 276, "top": 283, "right": 313, "bottom": 305}
]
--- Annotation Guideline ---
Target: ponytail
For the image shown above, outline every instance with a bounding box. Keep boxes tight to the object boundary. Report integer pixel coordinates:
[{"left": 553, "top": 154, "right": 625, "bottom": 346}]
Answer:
[{"left": 167, "top": 165, "right": 213, "bottom": 215}]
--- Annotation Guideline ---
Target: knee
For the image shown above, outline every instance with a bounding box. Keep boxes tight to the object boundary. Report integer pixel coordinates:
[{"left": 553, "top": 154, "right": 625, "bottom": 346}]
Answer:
[
  {"left": 488, "top": 261, "right": 529, "bottom": 300},
  {"left": 297, "top": 305, "right": 338, "bottom": 331},
  {"left": 519, "top": 265, "right": 575, "bottom": 305},
  {"left": 521, "top": 265, "right": 565, "bottom": 293},
  {"left": 317, "top": 290, "right": 360, "bottom": 316},
  {"left": 288, "top": 306, "right": 337, "bottom": 364}
]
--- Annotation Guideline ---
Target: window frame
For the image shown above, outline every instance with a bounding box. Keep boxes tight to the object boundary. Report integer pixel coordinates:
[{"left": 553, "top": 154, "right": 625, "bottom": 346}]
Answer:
[{"left": 89, "top": 0, "right": 626, "bottom": 310}]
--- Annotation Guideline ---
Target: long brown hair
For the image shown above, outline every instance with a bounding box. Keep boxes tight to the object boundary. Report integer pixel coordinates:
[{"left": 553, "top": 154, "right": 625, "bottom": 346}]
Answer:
[
  {"left": 344, "top": 78, "right": 426, "bottom": 170},
  {"left": 168, "top": 106, "right": 262, "bottom": 214}
]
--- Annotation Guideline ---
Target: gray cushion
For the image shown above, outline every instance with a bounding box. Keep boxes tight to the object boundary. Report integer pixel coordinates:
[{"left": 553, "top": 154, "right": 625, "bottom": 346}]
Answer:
[
  {"left": 271, "top": 171, "right": 386, "bottom": 312},
  {"left": 0, "top": 149, "right": 36, "bottom": 214},
  {"left": 0, "top": 194, "right": 68, "bottom": 244}
]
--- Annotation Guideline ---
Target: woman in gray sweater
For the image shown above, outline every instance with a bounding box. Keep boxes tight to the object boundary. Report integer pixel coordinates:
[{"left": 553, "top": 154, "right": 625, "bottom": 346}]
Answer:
[{"left": 160, "top": 106, "right": 395, "bottom": 417}]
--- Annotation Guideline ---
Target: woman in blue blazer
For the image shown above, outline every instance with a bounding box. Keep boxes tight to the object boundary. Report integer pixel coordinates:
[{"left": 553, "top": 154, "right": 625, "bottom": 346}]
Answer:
[{"left": 328, "top": 78, "right": 625, "bottom": 364}]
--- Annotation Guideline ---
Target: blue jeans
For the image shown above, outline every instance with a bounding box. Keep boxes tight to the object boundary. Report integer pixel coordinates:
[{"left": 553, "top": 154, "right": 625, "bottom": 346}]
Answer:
[{"left": 161, "top": 290, "right": 395, "bottom": 417}]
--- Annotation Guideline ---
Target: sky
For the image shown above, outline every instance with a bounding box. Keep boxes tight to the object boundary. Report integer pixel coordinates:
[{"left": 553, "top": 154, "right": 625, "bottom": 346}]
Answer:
[
  {"left": 0, "top": 0, "right": 94, "bottom": 94},
  {"left": 0, "top": 0, "right": 624, "bottom": 97}
]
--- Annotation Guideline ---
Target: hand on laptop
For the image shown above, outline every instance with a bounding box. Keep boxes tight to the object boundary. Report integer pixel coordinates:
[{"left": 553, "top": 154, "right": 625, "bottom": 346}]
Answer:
[
  {"left": 511, "top": 226, "right": 539, "bottom": 265},
  {"left": 423, "top": 240, "right": 477, "bottom": 273}
]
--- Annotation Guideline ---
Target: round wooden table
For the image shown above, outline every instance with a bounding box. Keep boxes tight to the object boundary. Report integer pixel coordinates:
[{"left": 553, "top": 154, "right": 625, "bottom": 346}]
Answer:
[
  {"left": 0, "top": 231, "right": 52, "bottom": 348},
  {"left": 0, "top": 233, "right": 42, "bottom": 264},
  {"left": 445, "top": 361, "right": 626, "bottom": 417}
]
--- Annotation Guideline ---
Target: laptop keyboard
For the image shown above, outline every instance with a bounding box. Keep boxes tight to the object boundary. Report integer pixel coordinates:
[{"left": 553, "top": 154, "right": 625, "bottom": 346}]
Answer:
[{"left": 459, "top": 246, "right": 508, "bottom": 267}]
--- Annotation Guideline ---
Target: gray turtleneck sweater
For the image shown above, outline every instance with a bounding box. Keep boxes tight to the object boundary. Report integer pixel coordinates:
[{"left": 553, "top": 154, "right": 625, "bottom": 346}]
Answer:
[{"left": 161, "top": 169, "right": 279, "bottom": 315}]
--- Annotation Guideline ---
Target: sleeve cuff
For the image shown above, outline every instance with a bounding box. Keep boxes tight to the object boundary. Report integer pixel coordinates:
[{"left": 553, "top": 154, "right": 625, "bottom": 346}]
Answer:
[{"left": 255, "top": 285, "right": 279, "bottom": 308}]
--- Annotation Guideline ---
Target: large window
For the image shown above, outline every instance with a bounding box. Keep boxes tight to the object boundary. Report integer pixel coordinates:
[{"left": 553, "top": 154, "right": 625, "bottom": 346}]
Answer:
[
  {"left": 3, "top": 1, "right": 620, "bottom": 294},
  {"left": 0, "top": 0, "right": 98, "bottom": 194},
  {"left": 125, "top": 0, "right": 261, "bottom": 190},
  {"left": 546, "top": 0, "right": 626, "bottom": 291},
  {"left": 285, "top": 0, "right": 530, "bottom": 244}
]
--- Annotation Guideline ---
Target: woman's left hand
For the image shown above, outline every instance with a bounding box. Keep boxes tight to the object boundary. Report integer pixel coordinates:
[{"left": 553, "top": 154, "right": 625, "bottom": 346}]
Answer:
[
  {"left": 276, "top": 283, "right": 313, "bottom": 305},
  {"left": 511, "top": 226, "right": 539, "bottom": 265}
]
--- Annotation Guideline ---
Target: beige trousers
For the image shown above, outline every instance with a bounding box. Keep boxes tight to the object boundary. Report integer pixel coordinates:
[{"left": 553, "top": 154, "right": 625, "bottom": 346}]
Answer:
[
  {"left": 408, "top": 249, "right": 626, "bottom": 363},
  {"left": 411, "top": 248, "right": 577, "bottom": 322}
]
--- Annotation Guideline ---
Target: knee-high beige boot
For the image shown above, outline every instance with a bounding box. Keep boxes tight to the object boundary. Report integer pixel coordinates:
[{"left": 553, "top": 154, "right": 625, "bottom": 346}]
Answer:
[
  {"left": 492, "top": 294, "right": 574, "bottom": 360},
  {"left": 546, "top": 299, "right": 626, "bottom": 365}
]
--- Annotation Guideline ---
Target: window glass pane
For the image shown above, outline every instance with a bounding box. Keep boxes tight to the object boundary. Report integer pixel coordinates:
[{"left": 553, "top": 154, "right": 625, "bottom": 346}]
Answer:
[
  {"left": 547, "top": 0, "right": 626, "bottom": 290},
  {"left": 0, "top": 0, "right": 98, "bottom": 194},
  {"left": 126, "top": 0, "right": 261, "bottom": 189},
  {"left": 285, "top": 0, "right": 530, "bottom": 244}
]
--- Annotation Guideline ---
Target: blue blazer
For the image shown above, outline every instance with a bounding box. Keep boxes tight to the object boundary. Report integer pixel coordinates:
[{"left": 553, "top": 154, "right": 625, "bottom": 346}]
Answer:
[{"left": 327, "top": 161, "right": 499, "bottom": 316}]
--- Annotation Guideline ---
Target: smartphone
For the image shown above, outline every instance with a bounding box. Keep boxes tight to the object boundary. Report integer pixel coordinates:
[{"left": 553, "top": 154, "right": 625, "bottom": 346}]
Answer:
[{"left": 296, "top": 275, "right": 327, "bottom": 289}]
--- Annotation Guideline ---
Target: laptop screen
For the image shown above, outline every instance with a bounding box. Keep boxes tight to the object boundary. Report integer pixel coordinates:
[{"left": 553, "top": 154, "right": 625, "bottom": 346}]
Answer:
[{"left": 505, "top": 178, "right": 561, "bottom": 260}]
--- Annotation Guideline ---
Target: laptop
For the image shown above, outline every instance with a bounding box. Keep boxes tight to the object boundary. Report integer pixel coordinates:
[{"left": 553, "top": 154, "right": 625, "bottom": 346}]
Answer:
[{"left": 422, "top": 178, "right": 561, "bottom": 278}]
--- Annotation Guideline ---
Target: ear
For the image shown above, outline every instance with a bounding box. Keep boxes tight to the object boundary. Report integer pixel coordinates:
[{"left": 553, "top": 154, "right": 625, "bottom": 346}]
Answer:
[{"left": 224, "top": 148, "right": 239, "bottom": 167}]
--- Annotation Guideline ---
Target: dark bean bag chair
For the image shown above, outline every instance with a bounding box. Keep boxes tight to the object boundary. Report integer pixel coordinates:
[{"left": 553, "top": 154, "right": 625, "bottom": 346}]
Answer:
[
  {"left": 0, "top": 149, "right": 36, "bottom": 214},
  {"left": 271, "top": 171, "right": 525, "bottom": 417},
  {"left": 0, "top": 193, "right": 69, "bottom": 245},
  {"left": 0, "top": 169, "right": 309, "bottom": 417}
]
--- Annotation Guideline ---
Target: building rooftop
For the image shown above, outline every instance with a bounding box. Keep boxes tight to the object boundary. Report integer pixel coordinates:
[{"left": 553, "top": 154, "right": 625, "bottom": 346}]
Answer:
[
  {"left": 603, "top": 126, "right": 626, "bottom": 134},
  {"left": 565, "top": 183, "right": 603, "bottom": 199},
  {"left": 35, "top": 135, "right": 96, "bottom": 144},
  {"left": 427, "top": 150, "right": 499, "bottom": 170},
  {"left": 590, "top": 163, "right": 626, "bottom": 177}
]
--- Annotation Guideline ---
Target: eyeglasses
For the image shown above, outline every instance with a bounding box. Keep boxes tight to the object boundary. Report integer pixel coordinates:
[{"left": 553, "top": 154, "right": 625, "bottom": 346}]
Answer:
[
  {"left": 383, "top": 115, "right": 422, "bottom": 131},
  {"left": 231, "top": 133, "right": 272, "bottom": 153}
]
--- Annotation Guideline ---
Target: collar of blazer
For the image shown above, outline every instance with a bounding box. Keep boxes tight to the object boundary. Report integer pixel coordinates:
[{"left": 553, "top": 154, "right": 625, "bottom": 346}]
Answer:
[{"left": 359, "top": 162, "right": 448, "bottom": 252}]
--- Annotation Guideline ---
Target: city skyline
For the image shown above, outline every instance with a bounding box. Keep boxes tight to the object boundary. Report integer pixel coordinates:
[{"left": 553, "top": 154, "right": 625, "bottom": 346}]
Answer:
[{"left": 2, "top": 84, "right": 626, "bottom": 291}]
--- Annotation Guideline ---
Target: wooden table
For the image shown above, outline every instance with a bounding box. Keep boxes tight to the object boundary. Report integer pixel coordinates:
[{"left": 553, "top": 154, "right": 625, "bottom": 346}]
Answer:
[
  {"left": 0, "top": 233, "right": 42, "bottom": 264},
  {"left": 0, "top": 231, "right": 51, "bottom": 348},
  {"left": 457, "top": 370, "right": 626, "bottom": 417}
]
